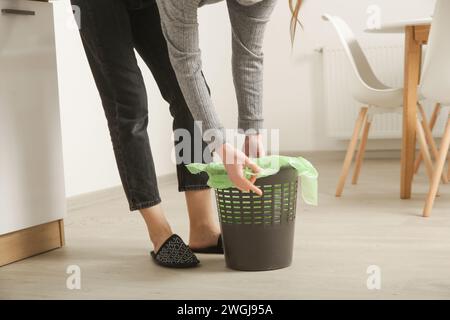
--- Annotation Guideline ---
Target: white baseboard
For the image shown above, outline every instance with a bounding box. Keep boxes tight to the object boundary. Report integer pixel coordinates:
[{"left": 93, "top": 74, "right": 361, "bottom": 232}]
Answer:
[{"left": 67, "top": 173, "right": 177, "bottom": 211}]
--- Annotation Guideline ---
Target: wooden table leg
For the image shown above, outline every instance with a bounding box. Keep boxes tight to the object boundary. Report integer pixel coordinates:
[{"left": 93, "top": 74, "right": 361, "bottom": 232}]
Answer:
[{"left": 400, "top": 26, "right": 422, "bottom": 199}]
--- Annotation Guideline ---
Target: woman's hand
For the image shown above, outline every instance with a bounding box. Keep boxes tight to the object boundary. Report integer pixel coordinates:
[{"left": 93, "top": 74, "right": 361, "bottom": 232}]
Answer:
[
  {"left": 243, "top": 134, "right": 266, "bottom": 158},
  {"left": 217, "top": 143, "right": 263, "bottom": 196}
]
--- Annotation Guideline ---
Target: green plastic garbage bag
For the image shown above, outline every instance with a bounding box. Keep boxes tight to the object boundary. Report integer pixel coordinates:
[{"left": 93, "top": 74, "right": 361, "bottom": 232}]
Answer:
[{"left": 186, "top": 155, "right": 318, "bottom": 205}]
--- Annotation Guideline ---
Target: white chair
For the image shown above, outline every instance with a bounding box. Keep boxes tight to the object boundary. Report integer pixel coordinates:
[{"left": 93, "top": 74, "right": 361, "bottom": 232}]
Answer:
[
  {"left": 322, "top": 14, "right": 435, "bottom": 197},
  {"left": 421, "top": 0, "right": 450, "bottom": 217}
]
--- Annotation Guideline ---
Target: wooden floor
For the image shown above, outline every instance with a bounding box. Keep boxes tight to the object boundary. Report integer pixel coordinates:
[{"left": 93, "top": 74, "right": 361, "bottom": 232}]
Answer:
[{"left": 1, "top": 156, "right": 450, "bottom": 299}]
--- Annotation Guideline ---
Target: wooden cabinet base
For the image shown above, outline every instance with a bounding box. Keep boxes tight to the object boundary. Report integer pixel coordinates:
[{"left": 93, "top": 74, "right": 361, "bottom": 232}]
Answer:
[{"left": 0, "top": 220, "right": 65, "bottom": 267}]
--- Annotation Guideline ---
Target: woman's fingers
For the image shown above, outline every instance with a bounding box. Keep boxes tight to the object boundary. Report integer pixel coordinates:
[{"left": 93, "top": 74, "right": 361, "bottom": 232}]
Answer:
[
  {"left": 228, "top": 169, "right": 262, "bottom": 195},
  {"left": 244, "top": 179, "right": 263, "bottom": 196},
  {"left": 245, "top": 158, "right": 261, "bottom": 174},
  {"left": 244, "top": 158, "right": 262, "bottom": 196},
  {"left": 233, "top": 176, "right": 262, "bottom": 196},
  {"left": 243, "top": 158, "right": 262, "bottom": 195},
  {"left": 238, "top": 169, "right": 262, "bottom": 196},
  {"left": 219, "top": 143, "right": 262, "bottom": 195}
]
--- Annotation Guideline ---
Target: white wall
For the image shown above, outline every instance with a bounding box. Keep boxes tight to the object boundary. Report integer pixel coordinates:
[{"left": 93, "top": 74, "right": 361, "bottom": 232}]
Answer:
[
  {"left": 54, "top": 0, "right": 436, "bottom": 197},
  {"left": 198, "top": 0, "right": 436, "bottom": 152}
]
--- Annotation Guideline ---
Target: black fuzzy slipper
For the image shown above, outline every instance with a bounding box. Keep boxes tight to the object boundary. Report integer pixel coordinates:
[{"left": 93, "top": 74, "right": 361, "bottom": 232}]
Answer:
[
  {"left": 190, "top": 235, "right": 224, "bottom": 254},
  {"left": 150, "top": 234, "right": 200, "bottom": 268}
]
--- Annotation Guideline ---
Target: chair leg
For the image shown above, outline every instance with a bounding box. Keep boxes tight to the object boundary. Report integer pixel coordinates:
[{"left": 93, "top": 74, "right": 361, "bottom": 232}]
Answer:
[
  {"left": 424, "top": 117, "right": 450, "bottom": 217},
  {"left": 418, "top": 104, "right": 448, "bottom": 183},
  {"left": 414, "top": 103, "right": 441, "bottom": 173},
  {"left": 448, "top": 156, "right": 450, "bottom": 180},
  {"left": 416, "top": 118, "right": 434, "bottom": 182},
  {"left": 336, "top": 107, "right": 368, "bottom": 197},
  {"left": 352, "top": 116, "right": 371, "bottom": 185}
]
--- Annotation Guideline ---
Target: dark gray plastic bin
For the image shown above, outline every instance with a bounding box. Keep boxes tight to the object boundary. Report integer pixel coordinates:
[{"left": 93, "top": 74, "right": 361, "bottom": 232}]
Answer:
[{"left": 215, "top": 167, "right": 298, "bottom": 271}]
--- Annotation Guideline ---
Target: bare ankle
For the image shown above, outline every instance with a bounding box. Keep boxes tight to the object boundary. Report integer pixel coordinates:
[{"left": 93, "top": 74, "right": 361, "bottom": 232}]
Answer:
[
  {"left": 189, "top": 224, "right": 220, "bottom": 248},
  {"left": 139, "top": 204, "right": 173, "bottom": 251},
  {"left": 190, "top": 221, "right": 220, "bottom": 235},
  {"left": 150, "top": 227, "right": 173, "bottom": 252}
]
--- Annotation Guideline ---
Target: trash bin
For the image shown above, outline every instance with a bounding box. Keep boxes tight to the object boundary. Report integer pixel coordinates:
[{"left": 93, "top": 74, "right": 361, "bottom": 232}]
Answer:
[{"left": 215, "top": 166, "right": 299, "bottom": 271}]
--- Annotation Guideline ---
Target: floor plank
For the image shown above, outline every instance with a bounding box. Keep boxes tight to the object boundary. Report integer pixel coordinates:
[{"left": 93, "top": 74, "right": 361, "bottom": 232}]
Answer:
[{"left": 1, "top": 157, "right": 450, "bottom": 299}]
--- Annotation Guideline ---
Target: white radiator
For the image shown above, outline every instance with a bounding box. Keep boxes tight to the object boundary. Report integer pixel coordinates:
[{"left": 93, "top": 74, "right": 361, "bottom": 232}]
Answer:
[{"left": 323, "top": 45, "right": 405, "bottom": 139}]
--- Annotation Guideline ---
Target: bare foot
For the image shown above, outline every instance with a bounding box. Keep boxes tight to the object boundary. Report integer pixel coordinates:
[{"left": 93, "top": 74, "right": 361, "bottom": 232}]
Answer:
[
  {"left": 189, "top": 225, "right": 221, "bottom": 250},
  {"left": 184, "top": 189, "right": 221, "bottom": 249}
]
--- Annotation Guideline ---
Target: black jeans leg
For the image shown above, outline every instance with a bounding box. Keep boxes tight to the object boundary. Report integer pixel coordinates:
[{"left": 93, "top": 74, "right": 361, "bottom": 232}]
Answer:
[
  {"left": 128, "top": 1, "right": 211, "bottom": 192},
  {"left": 71, "top": 0, "right": 210, "bottom": 211},
  {"left": 72, "top": 0, "right": 161, "bottom": 210}
]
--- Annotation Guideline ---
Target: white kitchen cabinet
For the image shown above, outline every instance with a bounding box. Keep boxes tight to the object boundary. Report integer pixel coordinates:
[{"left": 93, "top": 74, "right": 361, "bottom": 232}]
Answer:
[{"left": 0, "top": 0, "right": 66, "bottom": 265}]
